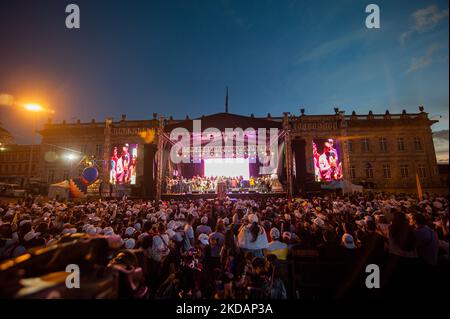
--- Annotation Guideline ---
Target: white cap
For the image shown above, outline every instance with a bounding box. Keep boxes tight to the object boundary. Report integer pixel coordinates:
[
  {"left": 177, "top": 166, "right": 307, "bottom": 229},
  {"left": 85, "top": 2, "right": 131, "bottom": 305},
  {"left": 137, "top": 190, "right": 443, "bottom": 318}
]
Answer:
[
  {"left": 198, "top": 233, "right": 209, "bottom": 245},
  {"left": 125, "top": 227, "right": 136, "bottom": 237},
  {"left": 270, "top": 228, "right": 280, "bottom": 240},
  {"left": 342, "top": 233, "right": 356, "bottom": 249},
  {"left": 124, "top": 238, "right": 136, "bottom": 249}
]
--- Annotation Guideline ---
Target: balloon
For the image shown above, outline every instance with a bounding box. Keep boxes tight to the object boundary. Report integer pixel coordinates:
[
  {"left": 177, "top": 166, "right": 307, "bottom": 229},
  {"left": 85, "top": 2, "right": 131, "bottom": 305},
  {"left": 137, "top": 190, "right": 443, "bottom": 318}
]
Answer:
[
  {"left": 69, "top": 178, "right": 87, "bottom": 198},
  {"left": 82, "top": 167, "right": 98, "bottom": 184}
]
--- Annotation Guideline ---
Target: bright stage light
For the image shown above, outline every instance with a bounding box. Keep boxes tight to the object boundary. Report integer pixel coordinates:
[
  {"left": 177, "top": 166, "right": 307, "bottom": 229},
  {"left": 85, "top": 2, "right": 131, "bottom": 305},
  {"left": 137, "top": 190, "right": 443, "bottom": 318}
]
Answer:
[
  {"left": 204, "top": 158, "right": 249, "bottom": 179},
  {"left": 64, "top": 153, "right": 79, "bottom": 161},
  {"left": 24, "top": 103, "right": 44, "bottom": 112}
]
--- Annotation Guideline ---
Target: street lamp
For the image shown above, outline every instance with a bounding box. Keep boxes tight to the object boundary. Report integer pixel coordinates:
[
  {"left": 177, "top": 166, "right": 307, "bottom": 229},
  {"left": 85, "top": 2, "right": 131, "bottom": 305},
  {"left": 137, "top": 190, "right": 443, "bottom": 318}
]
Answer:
[{"left": 22, "top": 103, "right": 53, "bottom": 189}]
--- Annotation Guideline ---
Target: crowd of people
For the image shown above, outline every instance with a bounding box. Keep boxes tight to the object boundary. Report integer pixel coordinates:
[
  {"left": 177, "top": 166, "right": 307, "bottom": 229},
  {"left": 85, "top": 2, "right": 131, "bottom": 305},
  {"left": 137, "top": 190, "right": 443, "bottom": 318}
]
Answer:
[
  {"left": 165, "top": 175, "right": 273, "bottom": 194},
  {"left": 0, "top": 192, "right": 448, "bottom": 299}
]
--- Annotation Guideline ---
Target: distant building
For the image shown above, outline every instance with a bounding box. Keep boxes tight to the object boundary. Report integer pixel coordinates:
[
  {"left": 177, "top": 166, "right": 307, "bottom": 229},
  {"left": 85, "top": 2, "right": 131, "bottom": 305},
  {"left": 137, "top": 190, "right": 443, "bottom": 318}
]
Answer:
[
  {"left": 20, "top": 106, "right": 447, "bottom": 196},
  {"left": 0, "top": 144, "right": 41, "bottom": 185},
  {"left": 0, "top": 126, "right": 14, "bottom": 146}
]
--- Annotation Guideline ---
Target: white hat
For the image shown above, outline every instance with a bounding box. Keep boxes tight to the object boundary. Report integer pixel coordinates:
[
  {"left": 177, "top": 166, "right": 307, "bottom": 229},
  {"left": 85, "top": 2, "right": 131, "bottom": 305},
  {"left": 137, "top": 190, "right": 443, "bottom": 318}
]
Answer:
[
  {"left": 200, "top": 216, "right": 208, "bottom": 225},
  {"left": 24, "top": 230, "right": 40, "bottom": 242},
  {"left": 19, "top": 220, "right": 31, "bottom": 227},
  {"left": 166, "top": 229, "right": 176, "bottom": 239},
  {"left": 62, "top": 228, "right": 77, "bottom": 235},
  {"left": 270, "top": 228, "right": 280, "bottom": 240},
  {"left": 342, "top": 233, "right": 356, "bottom": 249},
  {"left": 167, "top": 220, "right": 176, "bottom": 230},
  {"left": 86, "top": 225, "right": 97, "bottom": 236},
  {"left": 125, "top": 227, "right": 135, "bottom": 236},
  {"left": 103, "top": 227, "right": 114, "bottom": 236},
  {"left": 124, "top": 238, "right": 136, "bottom": 249},
  {"left": 198, "top": 233, "right": 209, "bottom": 245},
  {"left": 222, "top": 217, "right": 230, "bottom": 225},
  {"left": 248, "top": 214, "right": 258, "bottom": 224}
]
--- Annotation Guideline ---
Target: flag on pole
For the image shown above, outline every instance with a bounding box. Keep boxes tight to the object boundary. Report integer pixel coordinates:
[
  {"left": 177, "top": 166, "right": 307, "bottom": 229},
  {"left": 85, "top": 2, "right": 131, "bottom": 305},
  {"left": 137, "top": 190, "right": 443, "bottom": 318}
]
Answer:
[{"left": 416, "top": 173, "right": 423, "bottom": 201}]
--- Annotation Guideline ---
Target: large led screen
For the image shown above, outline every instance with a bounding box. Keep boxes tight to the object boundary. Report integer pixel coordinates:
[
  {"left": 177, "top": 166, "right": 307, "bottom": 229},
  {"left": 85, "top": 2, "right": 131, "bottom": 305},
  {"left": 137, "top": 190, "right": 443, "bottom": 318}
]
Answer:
[
  {"left": 109, "top": 143, "right": 138, "bottom": 185},
  {"left": 204, "top": 158, "right": 249, "bottom": 180},
  {"left": 312, "top": 139, "right": 343, "bottom": 183}
]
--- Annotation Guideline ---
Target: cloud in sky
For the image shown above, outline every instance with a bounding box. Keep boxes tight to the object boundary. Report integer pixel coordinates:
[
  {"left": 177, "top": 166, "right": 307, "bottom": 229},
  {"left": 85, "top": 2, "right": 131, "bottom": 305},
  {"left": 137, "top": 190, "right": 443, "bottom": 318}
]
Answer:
[
  {"left": 400, "top": 5, "right": 449, "bottom": 45},
  {"left": 407, "top": 42, "right": 443, "bottom": 73},
  {"left": 296, "top": 28, "right": 367, "bottom": 64},
  {"left": 433, "top": 129, "right": 449, "bottom": 163}
]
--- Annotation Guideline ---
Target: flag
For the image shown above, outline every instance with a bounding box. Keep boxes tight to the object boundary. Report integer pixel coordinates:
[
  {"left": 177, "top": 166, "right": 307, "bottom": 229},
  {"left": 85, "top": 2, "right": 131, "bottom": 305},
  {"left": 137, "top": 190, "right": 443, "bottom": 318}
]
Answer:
[{"left": 416, "top": 173, "right": 423, "bottom": 200}]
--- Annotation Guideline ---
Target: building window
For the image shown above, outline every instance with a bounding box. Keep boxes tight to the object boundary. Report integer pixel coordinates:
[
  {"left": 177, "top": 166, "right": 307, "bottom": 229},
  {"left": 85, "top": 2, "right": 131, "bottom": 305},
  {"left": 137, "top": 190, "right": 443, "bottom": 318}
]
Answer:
[
  {"left": 18, "top": 164, "right": 22, "bottom": 172},
  {"left": 348, "top": 140, "right": 353, "bottom": 153},
  {"left": 365, "top": 163, "right": 373, "bottom": 179},
  {"left": 0, "top": 165, "right": 2, "bottom": 172},
  {"left": 414, "top": 137, "right": 422, "bottom": 151},
  {"left": 418, "top": 164, "right": 427, "bottom": 179},
  {"left": 379, "top": 137, "right": 387, "bottom": 152},
  {"left": 63, "top": 170, "right": 70, "bottom": 180},
  {"left": 350, "top": 165, "right": 356, "bottom": 179},
  {"left": 96, "top": 144, "right": 103, "bottom": 156},
  {"left": 397, "top": 138, "right": 405, "bottom": 151},
  {"left": 382, "top": 164, "right": 391, "bottom": 179},
  {"left": 362, "top": 139, "right": 370, "bottom": 152},
  {"left": 80, "top": 145, "right": 88, "bottom": 154},
  {"left": 400, "top": 164, "right": 409, "bottom": 178},
  {"left": 48, "top": 169, "right": 55, "bottom": 183}
]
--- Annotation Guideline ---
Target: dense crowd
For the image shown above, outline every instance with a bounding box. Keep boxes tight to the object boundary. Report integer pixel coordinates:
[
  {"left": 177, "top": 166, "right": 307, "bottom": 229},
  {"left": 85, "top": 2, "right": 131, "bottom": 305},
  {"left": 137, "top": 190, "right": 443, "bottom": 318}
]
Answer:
[
  {"left": 166, "top": 175, "right": 273, "bottom": 194},
  {"left": 0, "top": 192, "right": 448, "bottom": 299}
]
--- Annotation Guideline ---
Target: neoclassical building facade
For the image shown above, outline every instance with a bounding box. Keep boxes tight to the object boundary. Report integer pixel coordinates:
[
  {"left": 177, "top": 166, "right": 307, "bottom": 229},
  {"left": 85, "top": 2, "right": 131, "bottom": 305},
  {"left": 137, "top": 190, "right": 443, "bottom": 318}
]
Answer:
[{"left": 34, "top": 106, "right": 445, "bottom": 196}]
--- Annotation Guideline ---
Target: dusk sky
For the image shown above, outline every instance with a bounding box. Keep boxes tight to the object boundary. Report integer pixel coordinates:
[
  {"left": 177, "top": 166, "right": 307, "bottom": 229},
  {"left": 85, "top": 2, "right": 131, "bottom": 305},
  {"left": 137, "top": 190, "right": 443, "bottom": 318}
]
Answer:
[{"left": 0, "top": 0, "right": 448, "bottom": 144}]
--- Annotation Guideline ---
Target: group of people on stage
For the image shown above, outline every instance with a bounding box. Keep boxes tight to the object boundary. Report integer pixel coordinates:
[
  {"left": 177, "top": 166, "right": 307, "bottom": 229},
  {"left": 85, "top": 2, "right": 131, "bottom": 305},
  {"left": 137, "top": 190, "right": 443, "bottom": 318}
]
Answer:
[
  {"left": 166, "top": 175, "right": 273, "bottom": 194},
  {"left": 313, "top": 139, "right": 343, "bottom": 183},
  {"left": 109, "top": 144, "right": 137, "bottom": 185}
]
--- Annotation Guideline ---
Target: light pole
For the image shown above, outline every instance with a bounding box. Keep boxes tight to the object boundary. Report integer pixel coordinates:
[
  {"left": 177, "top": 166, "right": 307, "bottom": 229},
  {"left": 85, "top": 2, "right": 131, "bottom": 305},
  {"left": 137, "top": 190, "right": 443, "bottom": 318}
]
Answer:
[{"left": 23, "top": 103, "right": 53, "bottom": 191}]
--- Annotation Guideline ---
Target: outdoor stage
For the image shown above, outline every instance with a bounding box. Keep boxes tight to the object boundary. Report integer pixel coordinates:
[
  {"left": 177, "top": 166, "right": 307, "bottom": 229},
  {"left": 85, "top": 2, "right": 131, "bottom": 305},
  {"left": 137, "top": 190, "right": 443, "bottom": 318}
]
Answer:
[{"left": 161, "top": 191, "right": 287, "bottom": 200}]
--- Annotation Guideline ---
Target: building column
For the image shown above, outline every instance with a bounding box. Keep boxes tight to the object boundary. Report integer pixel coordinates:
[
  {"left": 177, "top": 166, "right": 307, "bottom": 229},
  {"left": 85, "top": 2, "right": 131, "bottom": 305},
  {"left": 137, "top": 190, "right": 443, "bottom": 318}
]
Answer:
[
  {"left": 283, "top": 112, "right": 293, "bottom": 198},
  {"left": 155, "top": 116, "right": 165, "bottom": 201},
  {"left": 103, "top": 118, "right": 112, "bottom": 195}
]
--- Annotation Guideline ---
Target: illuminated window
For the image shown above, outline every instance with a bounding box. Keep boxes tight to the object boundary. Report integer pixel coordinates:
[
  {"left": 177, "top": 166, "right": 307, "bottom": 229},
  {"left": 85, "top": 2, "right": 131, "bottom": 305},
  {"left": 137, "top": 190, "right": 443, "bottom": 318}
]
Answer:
[
  {"left": 48, "top": 170, "right": 55, "bottom": 183},
  {"left": 400, "top": 164, "right": 409, "bottom": 178},
  {"left": 350, "top": 165, "right": 356, "bottom": 179},
  {"left": 362, "top": 139, "right": 370, "bottom": 152},
  {"left": 348, "top": 140, "right": 353, "bottom": 153},
  {"left": 382, "top": 164, "right": 391, "bottom": 179},
  {"left": 379, "top": 137, "right": 387, "bottom": 152},
  {"left": 418, "top": 165, "right": 427, "bottom": 179},
  {"left": 414, "top": 137, "right": 422, "bottom": 151},
  {"left": 96, "top": 144, "right": 103, "bottom": 156},
  {"left": 365, "top": 162, "right": 373, "bottom": 179},
  {"left": 397, "top": 138, "right": 405, "bottom": 151}
]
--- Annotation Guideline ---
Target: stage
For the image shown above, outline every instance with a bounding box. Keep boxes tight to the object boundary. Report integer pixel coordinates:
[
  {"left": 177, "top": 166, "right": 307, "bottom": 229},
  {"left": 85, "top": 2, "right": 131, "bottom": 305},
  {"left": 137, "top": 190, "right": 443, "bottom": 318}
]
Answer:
[{"left": 161, "top": 191, "right": 287, "bottom": 200}]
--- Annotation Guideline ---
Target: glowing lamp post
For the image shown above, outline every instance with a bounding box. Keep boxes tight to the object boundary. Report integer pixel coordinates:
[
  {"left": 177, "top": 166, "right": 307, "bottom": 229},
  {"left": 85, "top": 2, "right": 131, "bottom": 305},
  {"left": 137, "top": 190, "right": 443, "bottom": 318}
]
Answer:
[{"left": 23, "top": 103, "right": 53, "bottom": 189}]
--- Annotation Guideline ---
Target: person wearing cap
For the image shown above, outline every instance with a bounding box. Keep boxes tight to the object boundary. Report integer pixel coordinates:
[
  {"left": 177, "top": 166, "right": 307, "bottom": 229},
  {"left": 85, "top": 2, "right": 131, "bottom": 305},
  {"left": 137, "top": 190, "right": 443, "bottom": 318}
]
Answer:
[
  {"left": 237, "top": 214, "right": 269, "bottom": 258},
  {"left": 183, "top": 214, "right": 195, "bottom": 251},
  {"left": 265, "top": 228, "right": 288, "bottom": 260},
  {"left": 195, "top": 216, "right": 212, "bottom": 236}
]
